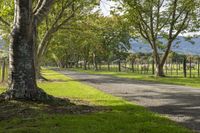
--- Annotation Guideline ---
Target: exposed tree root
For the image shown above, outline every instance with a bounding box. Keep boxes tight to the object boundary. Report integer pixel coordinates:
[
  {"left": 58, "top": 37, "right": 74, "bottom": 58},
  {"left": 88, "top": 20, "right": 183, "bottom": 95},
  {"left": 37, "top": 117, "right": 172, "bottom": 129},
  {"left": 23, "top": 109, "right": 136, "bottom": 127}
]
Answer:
[
  {"left": 0, "top": 88, "right": 71, "bottom": 106},
  {"left": 37, "top": 75, "right": 49, "bottom": 82}
]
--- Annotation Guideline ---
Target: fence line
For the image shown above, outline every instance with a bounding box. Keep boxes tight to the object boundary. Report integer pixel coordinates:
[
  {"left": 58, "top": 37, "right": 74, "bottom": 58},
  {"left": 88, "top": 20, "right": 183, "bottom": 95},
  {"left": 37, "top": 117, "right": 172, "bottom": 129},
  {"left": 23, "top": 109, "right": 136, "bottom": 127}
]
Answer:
[{"left": 75, "top": 58, "right": 200, "bottom": 78}]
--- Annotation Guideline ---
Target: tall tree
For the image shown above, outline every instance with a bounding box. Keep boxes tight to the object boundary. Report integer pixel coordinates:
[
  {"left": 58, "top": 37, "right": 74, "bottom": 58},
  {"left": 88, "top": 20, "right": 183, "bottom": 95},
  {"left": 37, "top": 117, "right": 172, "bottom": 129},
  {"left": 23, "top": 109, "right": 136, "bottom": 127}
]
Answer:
[
  {"left": 0, "top": 0, "right": 54, "bottom": 100},
  {"left": 123, "top": 0, "right": 197, "bottom": 76},
  {"left": 35, "top": 0, "right": 97, "bottom": 78}
]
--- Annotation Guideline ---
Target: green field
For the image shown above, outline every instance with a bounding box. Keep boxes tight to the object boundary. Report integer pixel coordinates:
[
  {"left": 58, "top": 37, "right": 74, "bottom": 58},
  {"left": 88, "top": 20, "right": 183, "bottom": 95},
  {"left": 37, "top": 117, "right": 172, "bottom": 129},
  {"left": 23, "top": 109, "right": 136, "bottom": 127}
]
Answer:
[
  {"left": 0, "top": 69, "right": 192, "bottom": 133},
  {"left": 70, "top": 68, "right": 200, "bottom": 88},
  {"left": 77, "top": 63, "right": 200, "bottom": 79}
]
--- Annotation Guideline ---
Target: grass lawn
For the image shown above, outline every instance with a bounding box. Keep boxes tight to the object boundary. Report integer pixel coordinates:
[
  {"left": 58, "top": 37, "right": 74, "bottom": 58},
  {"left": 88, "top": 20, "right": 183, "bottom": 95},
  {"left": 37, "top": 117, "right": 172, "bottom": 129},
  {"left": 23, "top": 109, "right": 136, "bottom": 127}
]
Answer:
[
  {"left": 70, "top": 68, "right": 200, "bottom": 88},
  {"left": 0, "top": 69, "right": 192, "bottom": 133}
]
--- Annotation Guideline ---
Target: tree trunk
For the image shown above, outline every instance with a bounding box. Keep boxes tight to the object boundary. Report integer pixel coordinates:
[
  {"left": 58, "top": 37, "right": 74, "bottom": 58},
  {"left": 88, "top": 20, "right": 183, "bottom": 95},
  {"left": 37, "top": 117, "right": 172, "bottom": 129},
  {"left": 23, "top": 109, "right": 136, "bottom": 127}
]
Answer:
[
  {"left": 153, "top": 51, "right": 165, "bottom": 77},
  {"left": 189, "top": 57, "right": 192, "bottom": 78},
  {"left": 152, "top": 59, "right": 155, "bottom": 75},
  {"left": 183, "top": 57, "right": 187, "bottom": 78},
  {"left": 155, "top": 64, "right": 165, "bottom": 77},
  {"left": 154, "top": 52, "right": 165, "bottom": 77},
  {"left": 131, "top": 60, "right": 134, "bottom": 72},
  {"left": 1, "top": 59, "right": 5, "bottom": 82},
  {"left": 35, "top": 59, "right": 43, "bottom": 80},
  {"left": 93, "top": 53, "right": 98, "bottom": 71},
  {"left": 107, "top": 58, "right": 110, "bottom": 71},
  {"left": 84, "top": 60, "right": 87, "bottom": 70},
  {"left": 1, "top": 0, "right": 51, "bottom": 101},
  {"left": 118, "top": 60, "right": 121, "bottom": 72}
]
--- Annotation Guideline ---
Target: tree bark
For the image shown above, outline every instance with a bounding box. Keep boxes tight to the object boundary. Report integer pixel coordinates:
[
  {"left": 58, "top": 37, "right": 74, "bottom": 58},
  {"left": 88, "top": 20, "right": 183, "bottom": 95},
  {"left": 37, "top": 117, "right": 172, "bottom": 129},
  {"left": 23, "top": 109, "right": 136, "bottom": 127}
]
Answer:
[
  {"left": 93, "top": 53, "right": 98, "bottom": 71},
  {"left": 118, "top": 60, "right": 121, "bottom": 72},
  {"left": 9, "top": 0, "right": 37, "bottom": 98},
  {"left": 1, "top": 59, "right": 5, "bottom": 82},
  {"left": 152, "top": 58, "right": 155, "bottom": 75},
  {"left": 84, "top": 60, "right": 87, "bottom": 70},
  {"left": 155, "top": 64, "right": 165, "bottom": 77},
  {"left": 107, "top": 58, "right": 110, "bottom": 71},
  {"left": 183, "top": 57, "right": 187, "bottom": 78},
  {"left": 1, "top": 0, "right": 51, "bottom": 101},
  {"left": 131, "top": 60, "right": 134, "bottom": 72},
  {"left": 154, "top": 53, "right": 165, "bottom": 77}
]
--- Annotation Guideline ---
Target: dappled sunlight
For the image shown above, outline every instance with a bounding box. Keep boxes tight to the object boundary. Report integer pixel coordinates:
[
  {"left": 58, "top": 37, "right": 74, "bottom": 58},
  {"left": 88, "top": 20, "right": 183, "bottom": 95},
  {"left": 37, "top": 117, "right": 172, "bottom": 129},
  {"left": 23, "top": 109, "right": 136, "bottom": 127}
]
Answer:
[{"left": 0, "top": 87, "right": 5, "bottom": 94}]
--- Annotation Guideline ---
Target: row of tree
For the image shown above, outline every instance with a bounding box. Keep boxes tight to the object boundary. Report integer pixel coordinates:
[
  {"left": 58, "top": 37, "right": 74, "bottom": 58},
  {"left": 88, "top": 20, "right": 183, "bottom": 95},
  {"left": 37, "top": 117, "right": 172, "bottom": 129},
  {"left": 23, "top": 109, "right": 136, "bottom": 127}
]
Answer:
[
  {"left": 46, "top": 0, "right": 200, "bottom": 77},
  {"left": 0, "top": 0, "right": 200, "bottom": 101},
  {"left": 45, "top": 14, "right": 130, "bottom": 71}
]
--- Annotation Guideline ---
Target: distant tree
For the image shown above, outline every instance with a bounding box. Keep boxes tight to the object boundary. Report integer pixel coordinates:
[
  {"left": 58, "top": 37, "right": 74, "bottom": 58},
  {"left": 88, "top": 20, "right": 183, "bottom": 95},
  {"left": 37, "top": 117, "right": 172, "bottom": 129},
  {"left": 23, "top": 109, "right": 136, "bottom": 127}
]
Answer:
[
  {"left": 45, "top": 14, "right": 131, "bottom": 71},
  {"left": 35, "top": 0, "right": 98, "bottom": 77},
  {"left": 123, "top": 0, "right": 197, "bottom": 76}
]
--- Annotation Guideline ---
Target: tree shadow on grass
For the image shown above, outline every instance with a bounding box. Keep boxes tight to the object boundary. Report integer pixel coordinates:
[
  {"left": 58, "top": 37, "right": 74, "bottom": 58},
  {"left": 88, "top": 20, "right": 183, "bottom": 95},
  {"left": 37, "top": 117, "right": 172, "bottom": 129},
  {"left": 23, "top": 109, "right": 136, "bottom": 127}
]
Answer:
[
  {"left": 0, "top": 97, "right": 110, "bottom": 121},
  {"left": 0, "top": 97, "right": 192, "bottom": 133}
]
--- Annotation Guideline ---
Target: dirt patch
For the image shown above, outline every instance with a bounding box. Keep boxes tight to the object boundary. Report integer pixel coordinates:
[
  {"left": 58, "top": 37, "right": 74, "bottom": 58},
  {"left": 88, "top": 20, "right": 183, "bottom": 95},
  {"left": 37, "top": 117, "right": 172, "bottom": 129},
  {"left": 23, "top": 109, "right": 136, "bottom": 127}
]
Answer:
[
  {"left": 45, "top": 104, "right": 110, "bottom": 115},
  {"left": 0, "top": 100, "right": 41, "bottom": 121}
]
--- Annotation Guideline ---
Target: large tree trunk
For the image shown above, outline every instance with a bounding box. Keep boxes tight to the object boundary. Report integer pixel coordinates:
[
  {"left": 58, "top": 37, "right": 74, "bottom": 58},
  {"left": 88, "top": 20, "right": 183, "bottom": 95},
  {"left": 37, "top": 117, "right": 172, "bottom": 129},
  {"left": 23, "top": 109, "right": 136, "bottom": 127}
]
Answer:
[
  {"left": 93, "top": 53, "right": 98, "bottom": 71},
  {"left": 154, "top": 53, "right": 165, "bottom": 77},
  {"left": 1, "top": 0, "right": 50, "bottom": 101},
  {"left": 155, "top": 64, "right": 165, "bottom": 77}
]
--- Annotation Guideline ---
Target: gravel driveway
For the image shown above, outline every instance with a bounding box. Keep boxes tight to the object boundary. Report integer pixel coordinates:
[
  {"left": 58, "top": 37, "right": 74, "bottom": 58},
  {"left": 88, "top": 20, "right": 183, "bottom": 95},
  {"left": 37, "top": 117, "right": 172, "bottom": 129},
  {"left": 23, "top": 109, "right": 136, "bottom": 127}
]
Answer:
[{"left": 58, "top": 70, "right": 200, "bottom": 132}]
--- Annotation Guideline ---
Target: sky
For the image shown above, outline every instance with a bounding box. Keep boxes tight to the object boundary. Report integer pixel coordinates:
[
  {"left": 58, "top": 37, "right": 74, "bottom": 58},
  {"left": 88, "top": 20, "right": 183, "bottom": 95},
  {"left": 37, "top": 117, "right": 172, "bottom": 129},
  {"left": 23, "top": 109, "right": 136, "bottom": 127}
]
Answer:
[{"left": 100, "top": 0, "right": 114, "bottom": 16}]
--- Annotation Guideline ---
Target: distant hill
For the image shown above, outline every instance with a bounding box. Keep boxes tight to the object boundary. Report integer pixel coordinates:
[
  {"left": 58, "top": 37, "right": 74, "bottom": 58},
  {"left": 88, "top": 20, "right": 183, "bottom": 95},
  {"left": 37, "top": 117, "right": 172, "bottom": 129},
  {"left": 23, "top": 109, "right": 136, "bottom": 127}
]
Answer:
[
  {"left": 1, "top": 36, "right": 200, "bottom": 56},
  {"left": 129, "top": 36, "right": 200, "bottom": 56}
]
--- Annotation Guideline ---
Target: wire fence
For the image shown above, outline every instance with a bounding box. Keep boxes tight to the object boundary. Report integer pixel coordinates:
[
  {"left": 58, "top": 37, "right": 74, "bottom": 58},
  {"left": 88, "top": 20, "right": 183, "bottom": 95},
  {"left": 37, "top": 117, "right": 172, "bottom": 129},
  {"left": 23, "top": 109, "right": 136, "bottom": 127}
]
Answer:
[{"left": 75, "top": 57, "right": 200, "bottom": 78}]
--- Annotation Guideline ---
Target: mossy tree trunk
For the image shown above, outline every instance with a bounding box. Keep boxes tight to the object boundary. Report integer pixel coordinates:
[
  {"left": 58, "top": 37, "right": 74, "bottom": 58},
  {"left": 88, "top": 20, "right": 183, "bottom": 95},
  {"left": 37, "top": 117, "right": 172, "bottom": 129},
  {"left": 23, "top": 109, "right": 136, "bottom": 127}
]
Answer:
[
  {"left": 6, "top": 0, "right": 38, "bottom": 99},
  {"left": 1, "top": 0, "right": 54, "bottom": 101}
]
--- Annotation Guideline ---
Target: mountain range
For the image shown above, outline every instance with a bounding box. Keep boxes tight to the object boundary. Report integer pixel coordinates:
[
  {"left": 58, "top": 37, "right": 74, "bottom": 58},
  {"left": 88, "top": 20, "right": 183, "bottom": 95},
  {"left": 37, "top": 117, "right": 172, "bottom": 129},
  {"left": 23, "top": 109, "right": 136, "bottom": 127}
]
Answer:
[
  {"left": 129, "top": 36, "right": 200, "bottom": 56},
  {"left": 1, "top": 36, "right": 200, "bottom": 55}
]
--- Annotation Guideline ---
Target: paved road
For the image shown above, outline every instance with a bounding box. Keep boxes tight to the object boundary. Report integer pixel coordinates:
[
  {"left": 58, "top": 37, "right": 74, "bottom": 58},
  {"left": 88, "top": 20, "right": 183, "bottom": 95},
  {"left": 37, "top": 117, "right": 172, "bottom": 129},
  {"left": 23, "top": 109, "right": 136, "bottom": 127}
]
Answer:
[{"left": 58, "top": 70, "right": 200, "bottom": 132}]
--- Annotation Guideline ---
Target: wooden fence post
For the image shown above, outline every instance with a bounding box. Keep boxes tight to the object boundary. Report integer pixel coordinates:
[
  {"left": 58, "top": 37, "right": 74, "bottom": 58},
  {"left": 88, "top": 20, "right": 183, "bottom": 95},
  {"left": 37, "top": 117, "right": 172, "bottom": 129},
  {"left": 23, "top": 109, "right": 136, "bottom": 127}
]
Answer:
[{"left": 183, "top": 57, "right": 187, "bottom": 78}]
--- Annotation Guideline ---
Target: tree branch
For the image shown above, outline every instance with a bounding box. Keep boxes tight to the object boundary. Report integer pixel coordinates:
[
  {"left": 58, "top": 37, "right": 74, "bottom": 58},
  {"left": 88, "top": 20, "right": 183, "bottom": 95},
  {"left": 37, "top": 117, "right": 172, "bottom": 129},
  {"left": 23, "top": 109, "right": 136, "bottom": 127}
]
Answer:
[
  {"left": 0, "top": 16, "right": 10, "bottom": 27},
  {"left": 34, "top": 0, "right": 55, "bottom": 24}
]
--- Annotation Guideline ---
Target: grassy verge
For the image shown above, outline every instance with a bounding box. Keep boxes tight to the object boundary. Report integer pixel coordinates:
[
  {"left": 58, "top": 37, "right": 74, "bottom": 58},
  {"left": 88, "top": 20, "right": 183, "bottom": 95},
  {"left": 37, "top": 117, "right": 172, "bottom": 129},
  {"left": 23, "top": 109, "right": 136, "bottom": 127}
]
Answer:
[
  {"left": 0, "top": 69, "right": 192, "bottom": 133},
  {"left": 70, "top": 68, "right": 200, "bottom": 88}
]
